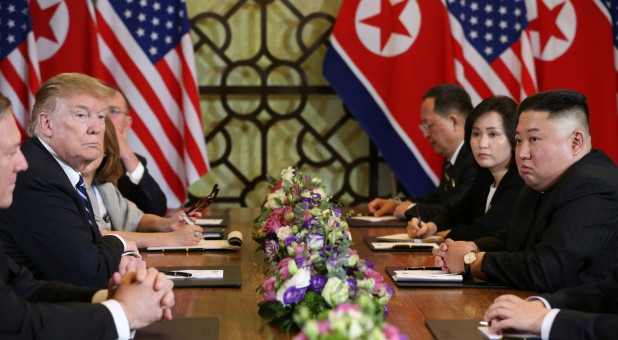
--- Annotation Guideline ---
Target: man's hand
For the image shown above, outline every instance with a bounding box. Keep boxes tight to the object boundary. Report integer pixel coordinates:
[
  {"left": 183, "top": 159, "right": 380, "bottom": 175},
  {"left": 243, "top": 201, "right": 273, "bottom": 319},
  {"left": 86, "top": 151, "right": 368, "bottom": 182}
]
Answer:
[
  {"left": 114, "top": 268, "right": 175, "bottom": 329},
  {"left": 431, "top": 238, "right": 477, "bottom": 274},
  {"left": 407, "top": 218, "right": 436, "bottom": 238},
  {"left": 484, "top": 295, "right": 548, "bottom": 335},
  {"left": 393, "top": 200, "right": 414, "bottom": 219},
  {"left": 367, "top": 198, "right": 397, "bottom": 217},
  {"left": 117, "top": 255, "right": 146, "bottom": 276}
]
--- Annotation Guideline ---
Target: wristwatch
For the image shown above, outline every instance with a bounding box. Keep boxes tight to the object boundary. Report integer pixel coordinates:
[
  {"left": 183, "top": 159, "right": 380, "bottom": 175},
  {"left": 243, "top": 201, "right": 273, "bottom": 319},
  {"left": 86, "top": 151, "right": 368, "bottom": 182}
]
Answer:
[{"left": 463, "top": 250, "right": 478, "bottom": 276}]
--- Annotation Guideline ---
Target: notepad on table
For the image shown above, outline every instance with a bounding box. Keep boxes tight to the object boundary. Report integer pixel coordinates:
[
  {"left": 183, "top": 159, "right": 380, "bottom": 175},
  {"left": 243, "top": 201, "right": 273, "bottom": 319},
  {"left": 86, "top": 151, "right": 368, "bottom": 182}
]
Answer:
[
  {"left": 371, "top": 242, "right": 438, "bottom": 250},
  {"left": 350, "top": 215, "right": 399, "bottom": 222},
  {"left": 392, "top": 270, "right": 463, "bottom": 282},
  {"left": 165, "top": 269, "right": 224, "bottom": 280},
  {"left": 376, "top": 233, "right": 444, "bottom": 243},
  {"left": 146, "top": 232, "right": 242, "bottom": 252},
  {"left": 195, "top": 218, "right": 225, "bottom": 226}
]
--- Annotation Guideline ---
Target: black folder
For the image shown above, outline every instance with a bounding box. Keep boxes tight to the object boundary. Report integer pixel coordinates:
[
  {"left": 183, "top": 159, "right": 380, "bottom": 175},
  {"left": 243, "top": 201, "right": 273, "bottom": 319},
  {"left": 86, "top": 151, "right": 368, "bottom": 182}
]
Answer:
[
  {"left": 136, "top": 317, "right": 218, "bottom": 339},
  {"left": 156, "top": 265, "right": 241, "bottom": 288},
  {"left": 364, "top": 236, "right": 435, "bottom": 252},
  {"left": 425, "top": 319, "right": 541, "bottom": 340},
  {"left": 386, "top": 267, "right": 507, "bottom": 289}
]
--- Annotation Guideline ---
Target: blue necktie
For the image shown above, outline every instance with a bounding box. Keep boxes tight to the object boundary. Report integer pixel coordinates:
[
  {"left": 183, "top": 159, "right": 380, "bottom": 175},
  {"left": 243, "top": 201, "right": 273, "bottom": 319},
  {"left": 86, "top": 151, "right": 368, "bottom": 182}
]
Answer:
[{"left": 75, "top": 176, "right": 94, "bottom": 227}]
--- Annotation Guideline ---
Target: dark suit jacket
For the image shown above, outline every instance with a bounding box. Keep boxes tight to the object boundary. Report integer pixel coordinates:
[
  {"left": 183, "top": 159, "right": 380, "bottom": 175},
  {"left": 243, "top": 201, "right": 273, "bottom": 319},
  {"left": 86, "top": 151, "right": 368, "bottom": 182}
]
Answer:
[
  {"left": 0, "top": 237, "right": 118, "bottom": 339},
  {"left": 431, "top": 164, "right": 524, "bottom": 241},
  {"left": 405, "top": 143, "right": 477, "bottom": 220},
  {"left": 476, "top": 150, "right": 618, "bottom": 292},
  {"left": 117, "top": 153, "right": 167, "bottom": 216},
  {"left": 541, "top": 266, "right": 618, "bottom": 339},
  {"left": 0, "top": 138, "right": 124, "bottom": 287}
]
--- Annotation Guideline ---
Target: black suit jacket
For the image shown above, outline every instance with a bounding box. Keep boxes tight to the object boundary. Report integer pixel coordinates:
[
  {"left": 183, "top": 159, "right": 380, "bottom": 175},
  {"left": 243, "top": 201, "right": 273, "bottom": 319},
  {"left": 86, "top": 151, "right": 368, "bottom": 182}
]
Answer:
[
  {"left": 405, "top": 143, "right": 477, "bottom": 220},
  {"left": 117, "top": 153, "right": 167, "bottom": 216},
  {"left": 0, "top": 237, "right": 118, "bottom": 339},
  {"left": 431, "top": 164, "right": 524, "bottom": 241},
  {"left": 0, "top": 138, "right": 124, "bottom": 287},
  {"left": 541, "top": 266, "right": 618, "bottom": 339},
  {"left": 476, "top": 150, "right": 618, "bottom": 292}
]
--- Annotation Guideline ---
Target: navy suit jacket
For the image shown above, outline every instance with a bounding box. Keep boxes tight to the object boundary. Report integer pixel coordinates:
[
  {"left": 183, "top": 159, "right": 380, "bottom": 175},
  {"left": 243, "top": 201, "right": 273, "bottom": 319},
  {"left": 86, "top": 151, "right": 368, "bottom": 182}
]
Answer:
[
  {"left": 117, "top": 153, "right": 167, "bottom": 216},
  {"left": 0, "top": 236, "right": 118, "bottom": 339},
  {"left": 0, "top": 138, "right": 124, "bottom": 287},
  {"left": 541, "top": 266, "right": 618, "bottom": 339},
  {"left": 432, "top": 164, "right": 524, "bottom": 241},
  {"left": 476, "top": 150, "right": 618, "bottom": 292},
  {"left": 405, "top": 143, "right": 477, "bottom": 220}
]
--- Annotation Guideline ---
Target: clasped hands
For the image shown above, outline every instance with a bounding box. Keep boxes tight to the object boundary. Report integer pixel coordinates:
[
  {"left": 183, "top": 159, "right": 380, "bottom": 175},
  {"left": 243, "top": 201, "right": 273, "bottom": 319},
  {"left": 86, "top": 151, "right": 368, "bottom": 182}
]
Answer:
[
  {"left": 367, "top": 198, "right": 414, "bottom": 218},
  {"left": 108, "top": 264, "right": 175, "bottom": 330},
  {"left": 431, "top": 238, "right": 478, "bottom": 274}
]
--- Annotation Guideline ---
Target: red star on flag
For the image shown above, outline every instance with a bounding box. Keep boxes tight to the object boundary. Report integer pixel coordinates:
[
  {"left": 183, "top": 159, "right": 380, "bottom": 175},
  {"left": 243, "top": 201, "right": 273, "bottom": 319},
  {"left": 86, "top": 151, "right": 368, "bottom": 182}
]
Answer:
[
  {"left": 360, "top": 0, "right": 411, "bottom": 52},
  {"left": 30, "top": 0, "right": 61, "bottom": 44},
  {"left": 528, "top": 1, "right": 568, "bottom": 50}
]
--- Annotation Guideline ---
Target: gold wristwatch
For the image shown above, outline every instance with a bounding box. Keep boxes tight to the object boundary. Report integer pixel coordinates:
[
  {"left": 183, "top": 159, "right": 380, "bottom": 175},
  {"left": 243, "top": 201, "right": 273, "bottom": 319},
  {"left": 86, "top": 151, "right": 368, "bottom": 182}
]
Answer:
[{"left": 463, "top": 250, "right": 478, "bottom": 276}]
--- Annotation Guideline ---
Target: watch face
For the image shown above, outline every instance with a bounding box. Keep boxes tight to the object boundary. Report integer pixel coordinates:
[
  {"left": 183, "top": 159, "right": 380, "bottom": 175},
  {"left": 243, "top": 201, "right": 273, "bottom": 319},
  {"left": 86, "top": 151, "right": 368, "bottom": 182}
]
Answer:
[{"left": 464, "top": 251, "right": 477, "bottom": 264}]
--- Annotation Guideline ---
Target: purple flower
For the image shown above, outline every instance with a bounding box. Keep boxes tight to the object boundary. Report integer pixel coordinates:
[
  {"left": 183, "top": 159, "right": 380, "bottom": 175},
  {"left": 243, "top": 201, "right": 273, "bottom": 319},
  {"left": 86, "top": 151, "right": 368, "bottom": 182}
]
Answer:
[
  {"left": 263, "top": 276, "right": 277, "bottom": 301},
  {"left": 282, "top": 286, "right": 308, "bottom": 305},
  {"left": 264, "top": 239, "right": 279, "bottom": 262},
  {"left": 307, "top": 233, "right": 324, "bottom": 250},
  {"left": 332, "top": 208, "right": 341, "bottom": 217},
  {"left": 346, "top": 278, "right": 358, "bottom": 298},
  {"left": 309, "top": 274, "right": 327, "bottom": 293},
  {"left": 284, "top": 235, "right": 301, "bottom": 246}
]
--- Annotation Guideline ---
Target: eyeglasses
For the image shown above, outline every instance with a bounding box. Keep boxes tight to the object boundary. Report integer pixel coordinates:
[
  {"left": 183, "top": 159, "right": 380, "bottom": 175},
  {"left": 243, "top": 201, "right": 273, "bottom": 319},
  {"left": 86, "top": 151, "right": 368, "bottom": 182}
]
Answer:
[
  {"left": 418, "top": 122, "right": 434, "bottom": 133},
  {"left": 185, "top": 184, "right": 219, "bottom": 214},
  {"left": 108, "top": 107, "right": 129, "bottom": 116}
]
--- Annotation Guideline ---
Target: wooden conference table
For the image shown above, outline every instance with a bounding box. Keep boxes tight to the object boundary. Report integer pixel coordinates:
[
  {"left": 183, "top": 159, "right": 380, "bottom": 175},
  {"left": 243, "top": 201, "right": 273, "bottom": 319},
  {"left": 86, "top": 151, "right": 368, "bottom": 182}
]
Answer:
[{"left": 141, "top": 208, "right": 533, "bottom": 339}]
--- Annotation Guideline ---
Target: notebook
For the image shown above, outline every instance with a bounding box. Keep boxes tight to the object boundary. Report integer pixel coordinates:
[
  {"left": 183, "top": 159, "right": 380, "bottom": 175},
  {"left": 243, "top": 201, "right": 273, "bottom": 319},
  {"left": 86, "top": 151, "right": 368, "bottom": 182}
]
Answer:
[
  {"left": 386, "top": 267, "right": 506, "bottom": 289},
  {"left": 347, "top": 215, "right": 408, "bottom": 228},
  {"left": 426, "top": 320, "right": 540, "bottom": 340},
  {"left": 156, "top": 265, "right": 242, "bottom": 288},
  {"left": 364, "top": 236, "right": 437, "bottom": 252},
  {"left": 135, "top": 317, "right": 218, "bottom": 339}
]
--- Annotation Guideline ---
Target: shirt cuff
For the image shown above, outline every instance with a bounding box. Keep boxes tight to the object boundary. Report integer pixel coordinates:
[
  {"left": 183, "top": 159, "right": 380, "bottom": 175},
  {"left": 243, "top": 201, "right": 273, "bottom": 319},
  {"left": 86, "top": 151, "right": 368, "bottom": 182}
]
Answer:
[
  {"left": 406, "top": 203, "right": 416, "bottom": 211},
  {"left": 92, "top": 290, "right": 109, "bottom": 303},
  {"left": 541, "top": 309, "right": 560, "bottom": 340},
  {"left": 126, "top": 161, "right": 145, "bottom": 185},
  {"left": 101, "top": 299, "right": 132, "bottom": 340},
  {"left": 105, "top": 234, "right": 127, "bottom": 251}
]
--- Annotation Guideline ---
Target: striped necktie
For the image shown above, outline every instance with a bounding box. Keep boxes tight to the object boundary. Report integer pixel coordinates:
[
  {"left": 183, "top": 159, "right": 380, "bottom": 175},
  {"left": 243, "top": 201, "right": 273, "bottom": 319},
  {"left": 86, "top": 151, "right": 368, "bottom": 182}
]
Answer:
[
  {"left": 443, "top": 160, "right": 453, "bottom": 190},
  {"left": 75, "top": 176, "right": 94, "bottom": 226}
]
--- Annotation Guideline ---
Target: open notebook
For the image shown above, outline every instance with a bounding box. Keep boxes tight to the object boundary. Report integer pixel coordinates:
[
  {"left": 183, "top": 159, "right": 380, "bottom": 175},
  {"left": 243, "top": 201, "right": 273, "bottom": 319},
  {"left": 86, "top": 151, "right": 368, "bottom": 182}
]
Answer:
[
  {"left": 376, "top": 233, "right": 444, "bottom": 244},
  {"left": 146, "top": 231, "right": 242, "bottom": 252},
  {"left": 392, "top": 269, "right": 463, "bottom": 282}
]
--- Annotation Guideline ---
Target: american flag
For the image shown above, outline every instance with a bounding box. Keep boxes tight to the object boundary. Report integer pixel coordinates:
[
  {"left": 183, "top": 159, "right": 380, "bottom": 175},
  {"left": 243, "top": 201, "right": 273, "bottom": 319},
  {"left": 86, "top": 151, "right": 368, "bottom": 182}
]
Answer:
[
  {"left": 0, "top": 1, "right": 40, "bottom": 136},
  {"left": 95, "top": 0, "right": 209, "bottom": 208},
  {"left": 446, "top": 0, "right": 537, "bottom": 103}
]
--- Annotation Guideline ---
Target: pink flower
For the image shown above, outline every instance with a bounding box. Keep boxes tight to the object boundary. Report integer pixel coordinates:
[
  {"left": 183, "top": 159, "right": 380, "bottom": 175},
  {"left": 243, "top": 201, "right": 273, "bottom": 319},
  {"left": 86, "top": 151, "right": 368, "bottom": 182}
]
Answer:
[
  {"left": 334, "top": 303, "right": 360, "bottom": 314},
  {"left": 383, "top": 324, "right": 404, "bottom": 340},
  {"left": 262, "top": 215, "right": 282, "bottom": 234},
  {"left": 278, "top": 258, "right": 293, "bottom": 280},
  {"left": 364, "top": 268, "right": 386, "bottom": 293},
  {"left": 263, "top": 276, "right": 276, "bottom": 301}
]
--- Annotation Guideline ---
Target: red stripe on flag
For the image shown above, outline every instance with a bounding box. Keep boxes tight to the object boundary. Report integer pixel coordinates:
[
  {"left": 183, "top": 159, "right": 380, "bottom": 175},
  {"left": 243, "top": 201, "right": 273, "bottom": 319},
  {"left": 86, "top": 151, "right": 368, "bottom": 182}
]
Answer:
[
  {"left": 452, "top": 40, "right": 494, "bottom": 100},
  {"left": 97, "top": 16, "right": 184, "bottom": 153},
  {"left": 129, "top": 108, "right": 187, "bottom": 200},
  {"left": 0, "top": 60, "right": 29, "bottom": 113},
  {"left": 490, "top": 57, "right": 520, "bottom": 101}
]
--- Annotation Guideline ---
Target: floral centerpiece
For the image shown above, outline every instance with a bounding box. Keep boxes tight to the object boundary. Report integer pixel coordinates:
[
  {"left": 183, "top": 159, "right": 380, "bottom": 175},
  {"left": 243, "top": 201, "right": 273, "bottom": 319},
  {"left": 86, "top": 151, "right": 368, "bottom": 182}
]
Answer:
[{"left": 254, "top": 167, "right": 401, "bottom": 336}]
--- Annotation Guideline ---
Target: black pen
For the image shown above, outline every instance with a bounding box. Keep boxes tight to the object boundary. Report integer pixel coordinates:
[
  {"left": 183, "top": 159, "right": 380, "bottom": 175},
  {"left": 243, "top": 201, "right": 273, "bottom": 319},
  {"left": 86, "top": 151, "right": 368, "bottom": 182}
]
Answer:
[
  {"left": 404, "top": 266, "right": 442, "bottom": 270},
  {"left": 163, "top": 271, "right": 192, "bottom": 277}
]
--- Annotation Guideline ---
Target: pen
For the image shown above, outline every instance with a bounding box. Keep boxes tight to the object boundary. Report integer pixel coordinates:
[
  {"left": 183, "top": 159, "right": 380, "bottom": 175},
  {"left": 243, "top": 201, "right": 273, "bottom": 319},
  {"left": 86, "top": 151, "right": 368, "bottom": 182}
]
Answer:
[
  {"left": 180, "top": 213, "right": 196, "bottom": 225},
  {"left": 404, "top": 266, "right": 442, "bottom": 270},
  {"left": 163, "top": 271, "right": 192, "bottom": 277}
]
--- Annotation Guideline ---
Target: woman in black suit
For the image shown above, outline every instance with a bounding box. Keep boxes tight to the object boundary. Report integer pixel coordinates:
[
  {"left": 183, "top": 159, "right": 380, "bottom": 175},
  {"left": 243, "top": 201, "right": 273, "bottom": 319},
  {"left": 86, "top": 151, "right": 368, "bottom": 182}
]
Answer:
[{"left": 407, "top": 96, "right": 524, "bottom": 241}]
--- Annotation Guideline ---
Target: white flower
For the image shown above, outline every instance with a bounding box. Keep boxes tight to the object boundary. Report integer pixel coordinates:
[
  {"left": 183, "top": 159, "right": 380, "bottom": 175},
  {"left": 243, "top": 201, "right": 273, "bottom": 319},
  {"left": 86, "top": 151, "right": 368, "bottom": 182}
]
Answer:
[
  {"left": 264, "top": 189, "right": 285, "bottom": 209},
  {"left": 275, "top": 226, "right": 293, "bottom": 240},
  {"left": 276, "top": 268, "right": 311, "bottom": 304},
  {"left": 281, "top": 166, "right": 295, "bottom": 183},
  {"left": 321, "top": 277, "right": 350, "bottom": 306}
]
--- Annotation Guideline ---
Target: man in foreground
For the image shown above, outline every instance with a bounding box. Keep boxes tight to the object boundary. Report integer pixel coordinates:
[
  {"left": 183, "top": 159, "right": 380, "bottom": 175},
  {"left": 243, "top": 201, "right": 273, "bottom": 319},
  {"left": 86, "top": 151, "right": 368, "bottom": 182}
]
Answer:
[
  {"left": 433, "top": 89, "right": 618, "bottom": 292},
  {"left": 0, "top": 92, "right": 175, "bottom": 339}
]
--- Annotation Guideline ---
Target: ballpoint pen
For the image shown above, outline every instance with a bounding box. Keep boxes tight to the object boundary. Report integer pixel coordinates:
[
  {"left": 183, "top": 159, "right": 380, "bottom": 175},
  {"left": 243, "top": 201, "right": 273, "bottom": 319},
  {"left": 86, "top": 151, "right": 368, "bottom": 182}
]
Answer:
[
  {"left": 180, "top": 213, "right": 196, "bottom": 225},
  {"left": 163, "top": 271, "right": 192, "bottom": 277},
  {"left": 404, "top": 266, "right": 442, "bottom": 270}
]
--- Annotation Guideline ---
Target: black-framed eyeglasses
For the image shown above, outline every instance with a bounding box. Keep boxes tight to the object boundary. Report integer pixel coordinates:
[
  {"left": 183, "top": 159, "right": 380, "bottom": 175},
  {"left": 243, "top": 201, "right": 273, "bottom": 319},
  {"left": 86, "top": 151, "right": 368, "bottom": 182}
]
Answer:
[{"left": 185, "top": 184, "right": 219, "bottom": 214}]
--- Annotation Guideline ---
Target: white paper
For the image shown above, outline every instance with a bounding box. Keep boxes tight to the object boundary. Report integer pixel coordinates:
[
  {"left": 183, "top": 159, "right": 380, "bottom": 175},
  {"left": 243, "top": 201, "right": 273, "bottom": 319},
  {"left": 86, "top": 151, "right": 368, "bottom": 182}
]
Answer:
[
  {"left": 195, "top": 218, "right": 224, "bottom": 226},
  {"left": 376, "top": 233, "right": 444, "bottom": 243},
  {"left": 350, "top": 215, "right": 399, "bottom": 222},
  {"left": 166, "top": 269, "right": 224, "bottom": 280},
  {"left": 371, "top": 242, "right": 438, "bottom": 250},
  {"left": 393, "top": 270, "right": 463, "bottom": 282},
  {"left": 147, "top": 239, "right": 240, "bottom": 251},
  {"left": 478, "top": 326, "right": 540, "bottom": 339}
]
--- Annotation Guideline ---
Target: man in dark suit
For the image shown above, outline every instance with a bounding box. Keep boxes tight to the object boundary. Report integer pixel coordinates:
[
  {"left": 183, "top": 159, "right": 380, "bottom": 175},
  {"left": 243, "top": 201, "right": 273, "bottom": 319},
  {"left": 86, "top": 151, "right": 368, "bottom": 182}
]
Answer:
[
  {"left": 434, "top": 89, "right": 618, "bottom": 293},
  {"left": 368, "top": 83, "right": 477, "bottom": 220},
  {"left": 0, "top": 92, "right": 175, "bottom": 339},
  {"left": 484, "top": 266, "right": 618, "bottom": 339},
  {"left": 0, "top": 73, "right": 141, "bottom": 288},
  {"left": 106, "top": 85, "right": 167, "bottom": 216}
]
